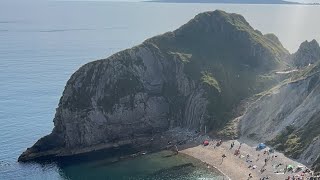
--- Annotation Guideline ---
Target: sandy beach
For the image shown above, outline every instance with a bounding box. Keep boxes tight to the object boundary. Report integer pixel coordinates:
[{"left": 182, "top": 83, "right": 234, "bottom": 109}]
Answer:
[{"left": 180, "top": 139, "right": 314, "bottom": 180}]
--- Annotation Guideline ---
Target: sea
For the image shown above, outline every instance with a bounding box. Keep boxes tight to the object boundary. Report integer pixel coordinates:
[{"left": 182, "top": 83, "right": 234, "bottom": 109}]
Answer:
[{"left": 0, "top": 0, "right": 319, "bottom": 179}]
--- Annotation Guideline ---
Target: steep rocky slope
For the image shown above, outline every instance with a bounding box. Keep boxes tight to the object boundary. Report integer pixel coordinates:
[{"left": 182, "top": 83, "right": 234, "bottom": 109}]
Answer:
[
  {"left": 19, "top": 10, "right": 289, "bottom": 161},
  {"left": 291, "top": 39, "right": 320, "bottom": 68},
  {"left": 239, "top": 53, "right": 320, "bottom": 171}
]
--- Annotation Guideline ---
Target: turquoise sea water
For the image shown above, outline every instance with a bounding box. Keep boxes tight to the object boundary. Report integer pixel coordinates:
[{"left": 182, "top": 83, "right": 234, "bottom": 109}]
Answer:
[
  {"left": 1, "top": 1, "right": 320, "bottom": 179},
  {"left": 58, "top": 150, "right": 225, "bottom": 180}
]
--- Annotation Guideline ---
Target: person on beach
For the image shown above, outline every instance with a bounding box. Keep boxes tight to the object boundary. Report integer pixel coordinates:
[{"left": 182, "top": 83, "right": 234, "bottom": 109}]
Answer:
[
  {"left": 239, "top": 142, "right": 243, "bottom": 150},
  {"left": 260, "top": 176, "right": 270, "bottom": 180},
  {"left": 284, "top": 164, "right": 288, "bottom": 173},
  {"left": 234, "top": 149, "right": 240, "bottom": 156},
  {"left": 262, "top": 158, "right": 268, "bottom": 169},
  {"left": 246, "top": 154, "right": 253, "bottom": 163},
  {"left": 230, "top": 141, "right": 235, "bottom": 149},
  {"left": 271, "top": 155, "right": 274, "bottom": 161},
  {"left": 276, "top": 163, "right": 283, "bottom": 168},
  {"left": 220, "top": 154, "right": 227, "bottom": 164}
]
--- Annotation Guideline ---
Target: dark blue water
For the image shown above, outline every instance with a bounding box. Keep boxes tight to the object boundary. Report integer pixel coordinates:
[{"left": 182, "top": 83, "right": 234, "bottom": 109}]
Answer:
[{"left": 1, "top": 1, "right": 319, "bottom": 179}]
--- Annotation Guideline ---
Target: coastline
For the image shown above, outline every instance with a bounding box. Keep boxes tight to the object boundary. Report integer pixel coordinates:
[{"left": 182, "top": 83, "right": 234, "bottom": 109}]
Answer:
[
  {"left": 18, "top": 127, "right": 317, "bottom": 179},
  {"left": 17, "top": 125, "right": 317, "bottom": 179},
  {"left": 180, "top": 139, "right": 314, "bottom": 180}
]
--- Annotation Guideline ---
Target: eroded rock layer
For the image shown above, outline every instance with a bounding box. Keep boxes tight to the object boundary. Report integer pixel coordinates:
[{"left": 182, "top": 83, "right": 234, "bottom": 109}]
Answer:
[{"left": 19, "top": 10, "right": 290, "bottom": 162}]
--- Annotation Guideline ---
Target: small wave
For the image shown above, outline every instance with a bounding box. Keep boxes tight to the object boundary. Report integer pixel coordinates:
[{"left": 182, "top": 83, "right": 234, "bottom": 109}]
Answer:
[
  {"left": 0, "top": 21, "right": 13, "bottom": 24},
  {"left": 0, "top": 21, "right": 21, "bottom": 24},
  {"left": 39, "top": 26, "right": 127, "bottom": 33},
  {"left": 0, "top": 160, "right": 11, "bottom": 167},
  {"left": 39, "top": 28, "right": 94, "bottom": 32}
]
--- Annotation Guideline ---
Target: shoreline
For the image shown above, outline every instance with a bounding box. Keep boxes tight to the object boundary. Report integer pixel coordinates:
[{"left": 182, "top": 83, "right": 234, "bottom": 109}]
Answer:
[
  {"left": 18, "top": 127, "right": 317, "bottom": 179},
  {"left": 180, "top": 139, "right": 315, "bottom": 180}
]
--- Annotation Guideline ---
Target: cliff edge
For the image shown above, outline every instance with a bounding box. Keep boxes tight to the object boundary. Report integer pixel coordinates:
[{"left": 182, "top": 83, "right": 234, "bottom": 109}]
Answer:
[{"left": 19, "top": 10, "right": 289, "bottom": 162}]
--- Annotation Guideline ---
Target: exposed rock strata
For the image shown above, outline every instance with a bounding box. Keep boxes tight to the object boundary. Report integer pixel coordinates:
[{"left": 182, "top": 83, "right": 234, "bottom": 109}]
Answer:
[
  {"left": 19, "top": 10, "right": 290, "bottom": 162},
  {"left": 291, "top": 39, "right": 320, "bottom": 68},
  {"left": 239, "top": 61, "right": 320, "bottom": 170}
]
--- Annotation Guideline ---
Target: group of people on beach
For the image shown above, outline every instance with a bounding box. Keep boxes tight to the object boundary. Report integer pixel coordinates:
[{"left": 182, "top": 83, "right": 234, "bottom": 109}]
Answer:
[{"left": 204, "top": 139, "right": 318, "bottom": 180}]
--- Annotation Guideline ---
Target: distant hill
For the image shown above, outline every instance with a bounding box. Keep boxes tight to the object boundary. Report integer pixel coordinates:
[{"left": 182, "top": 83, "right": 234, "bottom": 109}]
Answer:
[{"left": 150, "top": 0, "right": 300, "bottom": 4}]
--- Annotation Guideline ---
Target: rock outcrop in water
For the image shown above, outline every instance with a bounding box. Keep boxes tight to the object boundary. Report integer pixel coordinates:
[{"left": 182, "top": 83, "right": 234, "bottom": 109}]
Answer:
[
  {"left": 19, "top": 10, "right": 290, "bottom": 162},
  {"left": 19, "top": 9, "right": 320, "bottom": 173}
]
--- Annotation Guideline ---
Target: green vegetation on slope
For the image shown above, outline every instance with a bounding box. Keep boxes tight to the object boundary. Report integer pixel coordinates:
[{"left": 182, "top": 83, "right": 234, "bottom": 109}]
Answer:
[
  {"left": 267, "top": 61, "right": 320, "bottom": 161},
  {"left": 290, "top": 61, "right": 320, "bottom": 81},
  {"left": 145, "top": 10, "right": 289, "bottom": 129},
  {"left": 65, "top": 10, "right": 290, "bottom": 133},
  {"left": 201, "top": 72, "right": 221, "bottom": 93},
  {"left": 268, "top": 111, "right": 320, "bottom": 159}
]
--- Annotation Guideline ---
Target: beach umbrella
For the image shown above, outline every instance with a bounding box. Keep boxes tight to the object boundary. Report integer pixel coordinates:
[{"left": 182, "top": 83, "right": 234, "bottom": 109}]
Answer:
[{"left": 257, "top": 143, "right": 266, "bottom": 149}]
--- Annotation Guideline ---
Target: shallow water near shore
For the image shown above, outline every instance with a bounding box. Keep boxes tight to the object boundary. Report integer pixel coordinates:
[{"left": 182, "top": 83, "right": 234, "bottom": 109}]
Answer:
[
  {"left": 58, "top": 150, "right": 224, "bottom": 179},
  {"left": 1, "top": 0, "right": 320, "bottom": 179}
]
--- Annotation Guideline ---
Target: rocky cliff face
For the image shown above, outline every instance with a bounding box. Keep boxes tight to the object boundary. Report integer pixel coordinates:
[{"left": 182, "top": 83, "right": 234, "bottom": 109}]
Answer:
[
  {"left": 291, "top": 39, "right": 320, "bottom": 68},
  {"left": 19, "top": 10, "right": 289, "bottom": 162},
  {"left": 239, "top": 60, "right": 320, "bottom": 171}
]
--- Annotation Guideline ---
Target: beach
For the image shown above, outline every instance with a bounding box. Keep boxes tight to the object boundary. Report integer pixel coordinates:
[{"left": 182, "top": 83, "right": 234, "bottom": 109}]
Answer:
[{"left": 181, "top": 139, "right": 314, "bottom": 180}]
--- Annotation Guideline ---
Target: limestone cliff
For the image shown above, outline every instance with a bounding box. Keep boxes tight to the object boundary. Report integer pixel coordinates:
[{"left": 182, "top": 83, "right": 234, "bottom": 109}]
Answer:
[
  {"left": 19, "top": 10, "right": 289, "bottom": 162},
  {"left": 239, "top": 59, "right": 320, "bottom": 171}
]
